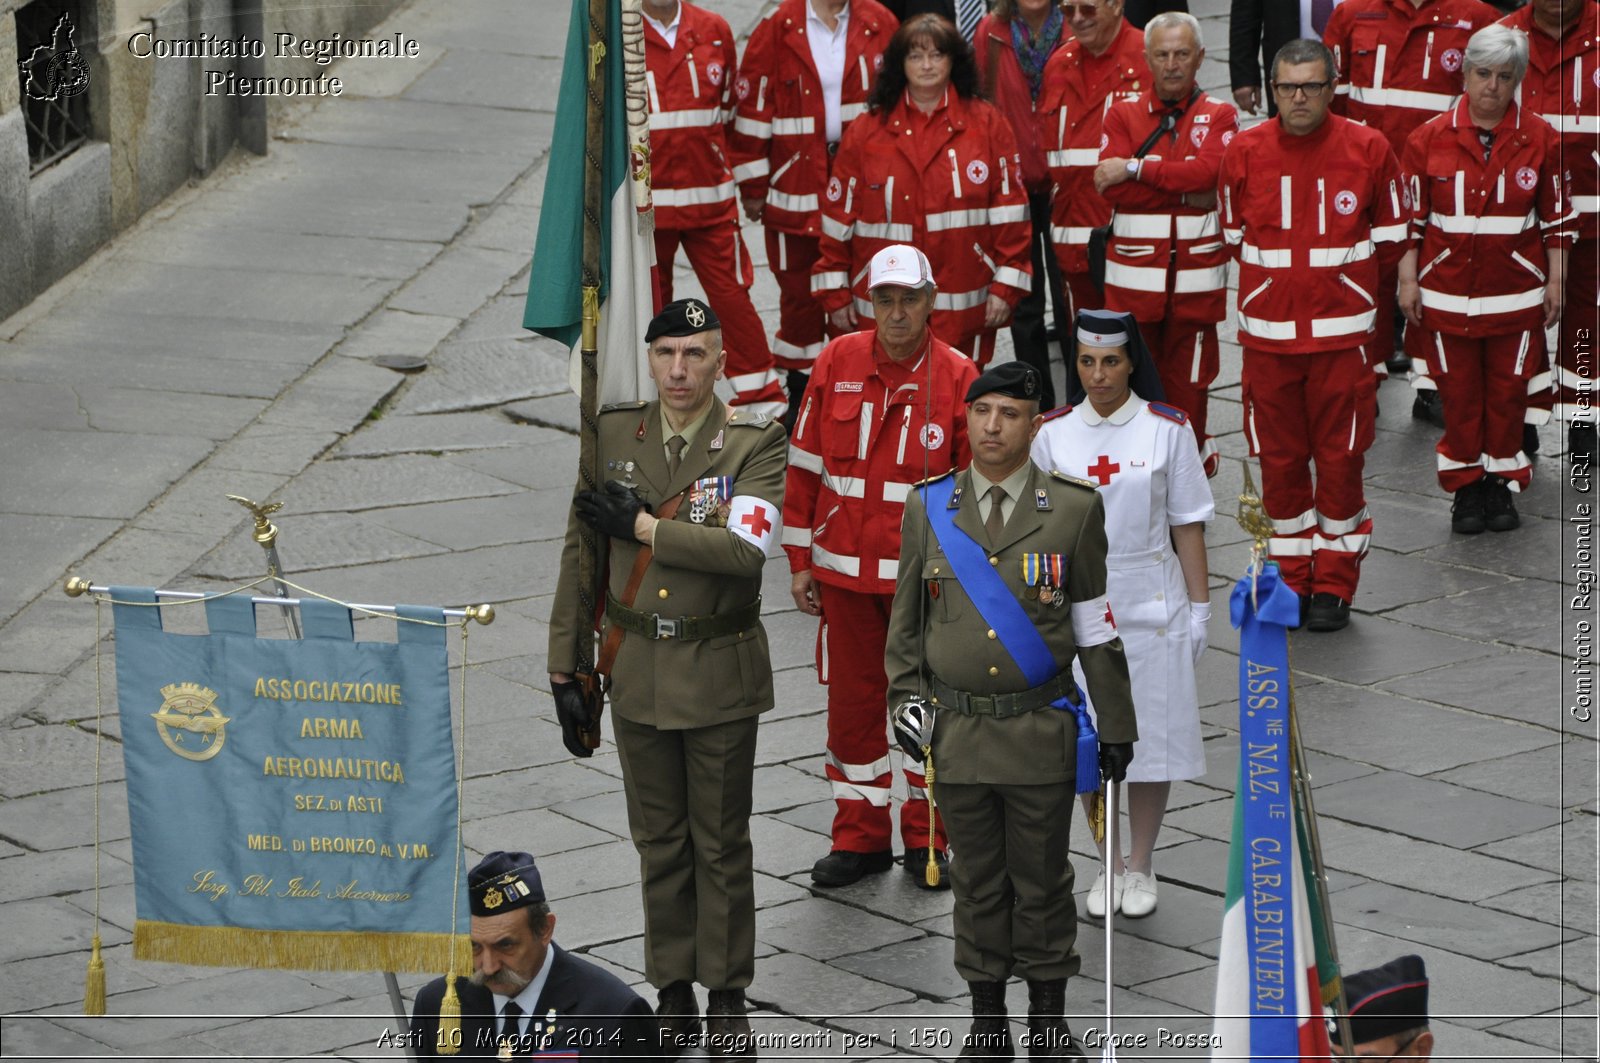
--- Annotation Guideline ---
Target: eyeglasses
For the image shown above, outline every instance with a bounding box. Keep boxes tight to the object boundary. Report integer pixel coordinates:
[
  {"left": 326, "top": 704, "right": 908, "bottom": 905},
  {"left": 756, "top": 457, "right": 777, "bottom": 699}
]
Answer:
[
  {"left": 1272, "top": 80, "right": 1332, "bottom": 98},
  {"left": 1060, "top": 2, "right": 1103, "bottom": 17}
]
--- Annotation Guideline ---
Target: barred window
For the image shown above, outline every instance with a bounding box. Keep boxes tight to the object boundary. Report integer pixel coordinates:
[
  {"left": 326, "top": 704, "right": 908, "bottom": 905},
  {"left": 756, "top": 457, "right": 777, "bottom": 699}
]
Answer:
[{"left": 16, "top": 0, "right": 93, "bottom": 174}]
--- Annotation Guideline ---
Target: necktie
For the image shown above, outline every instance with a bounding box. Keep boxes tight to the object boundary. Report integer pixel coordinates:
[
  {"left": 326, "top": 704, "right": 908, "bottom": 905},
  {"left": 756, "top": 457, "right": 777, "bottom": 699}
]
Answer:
[
  {"left": 501, "top": 1000, "right": 524, "bottom": 1040},
  {"left": 667, "top": 434, "right": 687, "bottom": 478},
  {"left": 956, "top": 0, "right": 985, "bottom": 43},
  {"left": 984, "top": 485, "right": 1006, "bottom": 544}
]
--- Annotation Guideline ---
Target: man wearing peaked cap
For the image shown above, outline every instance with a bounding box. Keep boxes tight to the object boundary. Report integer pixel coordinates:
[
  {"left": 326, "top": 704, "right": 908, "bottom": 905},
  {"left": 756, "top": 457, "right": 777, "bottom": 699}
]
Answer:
[
  {"left": 886, "top": 349, "right": 1137, "bottom": 1058},
  {"left": 549, "top": 294, "right": 786, "bottom": 1060},
  {"left": 1336, "top": 954, "right": 1433, "bottom": 1059},
  {"left": 784, "top": 243, "right": 976, "bottom": 893},
  {"left": 409, "top": 851, "right": 658, "bottom": 1059}
]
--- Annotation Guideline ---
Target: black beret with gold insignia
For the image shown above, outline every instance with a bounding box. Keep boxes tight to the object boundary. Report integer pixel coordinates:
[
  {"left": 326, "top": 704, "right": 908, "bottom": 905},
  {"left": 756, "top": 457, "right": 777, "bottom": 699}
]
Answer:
[
  {"left": 645, "top": 298, "right": 721, "bottom": 341},
  {"left": 966, "top": 360, "right": 1042, "bottom": 404},
  {"left": 469, "top": 851, "right": 546, "bottom": 916}
]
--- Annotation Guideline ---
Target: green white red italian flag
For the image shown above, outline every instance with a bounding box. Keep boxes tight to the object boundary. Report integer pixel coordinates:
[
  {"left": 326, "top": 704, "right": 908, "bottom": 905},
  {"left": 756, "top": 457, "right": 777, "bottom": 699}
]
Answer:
[{"left": 523, "top": 0, "right": 657, "bottom": 405}]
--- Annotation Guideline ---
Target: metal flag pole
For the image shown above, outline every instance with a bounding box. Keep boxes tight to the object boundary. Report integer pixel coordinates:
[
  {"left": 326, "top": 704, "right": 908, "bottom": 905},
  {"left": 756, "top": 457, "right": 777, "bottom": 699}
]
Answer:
[
  {"left": 1101, "top": 782, "right": 1119, "bottom": 1062},
  {"left": 224, "top": 495, "right": 406, "bottom": 1059},
  {"left": 570, "top": 0, "right": 610, "bottom": 752}
]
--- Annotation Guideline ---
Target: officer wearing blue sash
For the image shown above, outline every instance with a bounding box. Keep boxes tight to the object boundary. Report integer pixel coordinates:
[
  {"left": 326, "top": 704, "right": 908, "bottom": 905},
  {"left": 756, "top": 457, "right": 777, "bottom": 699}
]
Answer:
[{"left": 885, "top": 361, "right": 1137, "bottom": 1060}]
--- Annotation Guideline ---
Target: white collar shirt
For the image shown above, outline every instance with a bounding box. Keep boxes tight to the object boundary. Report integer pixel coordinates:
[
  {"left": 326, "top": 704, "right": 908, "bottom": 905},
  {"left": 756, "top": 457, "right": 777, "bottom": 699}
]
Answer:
[
  {"left": 807, "top": 0, "right": 850, "bottom": 143},
  {"left": 644, "top": 3, "right": 682, "bottom": 49},
  {"left": 489, "top": 943, "right": 557, "bottom": 1040}
]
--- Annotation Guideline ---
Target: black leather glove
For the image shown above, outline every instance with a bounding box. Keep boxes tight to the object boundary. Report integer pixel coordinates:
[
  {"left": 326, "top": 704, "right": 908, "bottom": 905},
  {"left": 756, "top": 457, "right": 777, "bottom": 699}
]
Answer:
[
  {"left": 1099, "top": 742, "right": 1134, "bottom": 784},
  {"left": 551, "top": 679, "right": 595, "bottom": 759},
  {"left": 575, "top": 480, "right": 651, "bottom": 541}
]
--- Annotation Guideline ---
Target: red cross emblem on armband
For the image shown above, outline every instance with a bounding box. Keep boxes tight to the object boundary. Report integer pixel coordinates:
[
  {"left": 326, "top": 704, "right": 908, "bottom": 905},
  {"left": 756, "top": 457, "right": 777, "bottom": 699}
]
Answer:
[{"left": 740, "top": 506, "right": 773, "bottom": 538}]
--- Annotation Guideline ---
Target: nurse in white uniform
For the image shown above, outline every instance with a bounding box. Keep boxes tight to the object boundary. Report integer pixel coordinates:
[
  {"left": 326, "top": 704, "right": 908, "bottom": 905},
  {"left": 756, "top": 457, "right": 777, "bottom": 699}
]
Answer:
[{"left": 1030, "top": 310, "right": 1214, "bottom": 918}]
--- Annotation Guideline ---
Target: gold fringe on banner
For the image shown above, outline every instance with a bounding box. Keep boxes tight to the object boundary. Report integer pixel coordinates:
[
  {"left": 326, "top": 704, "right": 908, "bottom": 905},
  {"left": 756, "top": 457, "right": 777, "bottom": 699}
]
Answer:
[
  {"left": 133, "top": 921, "right": 472, "bottom": 974},
  {"left": 83, "top": 934, "right": 106, "bottom": 1014}
]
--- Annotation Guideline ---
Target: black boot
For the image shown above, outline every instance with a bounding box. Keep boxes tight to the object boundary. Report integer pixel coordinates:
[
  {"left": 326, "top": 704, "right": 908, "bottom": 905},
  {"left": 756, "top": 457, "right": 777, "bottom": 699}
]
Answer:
[
  {"left": 1451, "top": 478, "right": 1487, "bottom": 535},
  {"left": 1482, "top": 475, "right": 1521, "bottom": 532},
  {"left": 706, "top": 988, "right": 754, "bottom": 1062},
  {"left": 1024, "top": 980, "right": 1086, "bottom": 1061},
  {"left": 655, "top": 981, "right": 701, "bottom": 1058},
  {"left": 960, "top": 981, "right": 1014, "bottom": 1059}
]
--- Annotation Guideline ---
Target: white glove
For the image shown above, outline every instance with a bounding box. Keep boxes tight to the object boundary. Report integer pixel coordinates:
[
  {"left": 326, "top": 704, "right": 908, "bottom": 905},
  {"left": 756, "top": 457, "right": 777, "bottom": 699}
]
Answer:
[{"left": 1189, "top": 600, "right": 1211, "bottom": 664}]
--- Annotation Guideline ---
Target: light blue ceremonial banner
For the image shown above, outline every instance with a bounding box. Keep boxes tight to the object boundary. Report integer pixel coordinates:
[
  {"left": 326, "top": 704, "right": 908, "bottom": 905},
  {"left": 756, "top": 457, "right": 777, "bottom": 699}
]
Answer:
[
  {"left": 1227, "top": 563, "right": 1303, "bottom": 1057},
  {"left": 111, "top": 589, "right": 470, "bottom": 972}
]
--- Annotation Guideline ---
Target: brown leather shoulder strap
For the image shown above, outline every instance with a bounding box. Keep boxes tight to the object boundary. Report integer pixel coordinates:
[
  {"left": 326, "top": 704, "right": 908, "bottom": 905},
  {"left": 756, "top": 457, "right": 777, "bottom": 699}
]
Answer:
[{"left": 596, "top": 490, "right": 686, "bottom": 676}]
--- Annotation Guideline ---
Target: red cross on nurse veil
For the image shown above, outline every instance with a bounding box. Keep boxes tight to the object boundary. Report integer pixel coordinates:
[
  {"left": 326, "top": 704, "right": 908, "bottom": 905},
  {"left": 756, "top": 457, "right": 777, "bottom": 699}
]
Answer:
[{"left": 1086, "top": 455, "right": 1120, "bottom": 486}]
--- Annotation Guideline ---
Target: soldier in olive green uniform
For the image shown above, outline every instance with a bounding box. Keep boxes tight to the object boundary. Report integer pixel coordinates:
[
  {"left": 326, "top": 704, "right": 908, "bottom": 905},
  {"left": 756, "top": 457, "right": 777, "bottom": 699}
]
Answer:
[
  {"left": 548, "top": 299, "right": 786, "bottom": 1061},
  {"left": 885, "top": 361, "right": 1137, "bottom": 1061}
]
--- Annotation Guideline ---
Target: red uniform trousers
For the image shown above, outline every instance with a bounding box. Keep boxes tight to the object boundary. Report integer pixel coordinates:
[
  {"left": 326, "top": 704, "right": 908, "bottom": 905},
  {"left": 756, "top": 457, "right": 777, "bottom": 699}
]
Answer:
[
  {"left": 1555, "top": 237, "right": 1600, "bottom": 426},
  {"left": 656, "top": 221, "right": 787, "bottom": 417},
  {"left": 766, "top": 229, "right": 828, "bottom": 373},
  {"left": 1062, "top": 271, "right": 1104, "bottom": 320},
  {"left": 1124, "top": 306, "right": 1219, "bottom": 475},
  {"left": 1242, "top": 347, "right": 1377, "bottom": 601},
  {"left": 818, "top": 584, "right": 947, "bottom": 854},
  {"left": 1431, "top": 329, "right": 1541, "bottom": 492}
]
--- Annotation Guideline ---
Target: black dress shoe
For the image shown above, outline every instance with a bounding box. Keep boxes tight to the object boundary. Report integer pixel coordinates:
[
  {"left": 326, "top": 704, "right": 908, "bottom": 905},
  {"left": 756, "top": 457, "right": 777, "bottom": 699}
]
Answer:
[
  {"left": 1483, "top": 476, "right": 1521, "bottom": 532},
  {"left": 1305, "top": 593, "right": 1351, "bottom": 632},
  {"left": 1411, "top": 390, "right": 1446, "bottom": 428},
  {"left": 903, "top": 847, "right": 952, "bottom": 891},
  {"left": 655, "top": 981, "right": 701, "bottom": 1057},
  {"left": 705, "top": 989, "right": 754, "bottom": 1063},
  {"left": 810, "top": 849, "right": 893, "bottom": 887},
  {"left": 1451, "top": 479, "right": 1487, "bottom": 535}
]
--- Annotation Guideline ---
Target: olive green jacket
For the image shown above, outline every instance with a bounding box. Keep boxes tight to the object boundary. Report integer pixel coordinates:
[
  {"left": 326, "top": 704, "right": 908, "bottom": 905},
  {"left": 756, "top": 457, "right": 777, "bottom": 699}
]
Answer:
[
  {"left": 886, "top": 462, "right": 1137, "bottom": 784},
  {"left": 548, "top": 397, "right": 787, "bottom": 730}
]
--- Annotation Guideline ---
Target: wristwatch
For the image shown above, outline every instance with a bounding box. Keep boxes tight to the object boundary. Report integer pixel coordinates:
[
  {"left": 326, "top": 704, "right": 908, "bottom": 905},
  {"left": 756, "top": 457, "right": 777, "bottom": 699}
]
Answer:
[{"left": 1126, "top": 159, "right": 1140, "bottom": 180}]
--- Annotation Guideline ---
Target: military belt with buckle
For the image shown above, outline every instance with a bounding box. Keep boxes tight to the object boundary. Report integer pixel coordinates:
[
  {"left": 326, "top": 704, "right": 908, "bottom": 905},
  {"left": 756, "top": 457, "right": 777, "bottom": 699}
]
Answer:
[
  {"left": 605, "top": 594, "right": 761, "bottom": 641},
  {"left": 928, "top": 672, "right": 1076, "bottom": 718}
]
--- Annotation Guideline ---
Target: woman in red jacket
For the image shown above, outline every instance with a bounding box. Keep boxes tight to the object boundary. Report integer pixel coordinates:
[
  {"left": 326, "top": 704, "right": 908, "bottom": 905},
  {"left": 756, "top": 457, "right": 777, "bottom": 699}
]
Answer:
[
  {"left": 974, "top": 0, "right": 1069, "bottom": 408},
  {"left": 1397, "top": 23, "right": 1573, "bottom": 534},
  {"left": 813, "top": 14, "right": 1033, "bottom": 366}
]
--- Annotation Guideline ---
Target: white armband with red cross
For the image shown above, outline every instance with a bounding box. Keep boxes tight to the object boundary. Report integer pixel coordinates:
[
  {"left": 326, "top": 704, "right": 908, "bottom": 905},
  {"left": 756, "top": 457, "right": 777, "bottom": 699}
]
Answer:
[
  {"left": 728, "top": 495, "right": 781, "bottom": 555},
  {"left": 1071, "top": 594, "right": 1119, "bottom": 648}
]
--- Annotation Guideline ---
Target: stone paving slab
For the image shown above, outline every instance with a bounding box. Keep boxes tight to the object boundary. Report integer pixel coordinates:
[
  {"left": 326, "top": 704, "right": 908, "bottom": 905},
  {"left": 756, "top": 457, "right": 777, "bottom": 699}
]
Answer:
[
  {"left": 393, "top": 337, "right": 571, "bottom": 415},
  {"left": 1293, "top": 681, "right": 1559, "bottom": 774},
  {"left": 1317, "top": 771, "right": 1569, "bottom": 848},
  {"left": 3, "top": 428, "right": 218, "bottom": 522},
  {"left": 1388, "top": 578, "right": 1563, "bottom": 656},
  {"left": 1351, "top": 542, "right": 1516, "bottom": 613},
  {"left": 334, "top": 308, "right": 462, "bottom": 363},
  {"left": 388, "top": 247, "right": 530, "bottom": 322},
  {"left": 1430, "top": 741, "right": 1596, "bottom": 810},
  {"left": 0, "top": 513, "right": 122, "bottom": 621},
  {"left": 757, "top": 896, "right": 923, "bottom": 962},
  {"left": 0, "top": 721, "right": 125, "bottom": 797},
  {"left": 1477, "top": 874, "right": 1598, "bottom": 937},
  {"left": 1484, "top": 1006, "right": 1599, "bottom": 1058},
  {"left": 334, "top": 409, "right": 547, "bottom": 457},
  {"left": 289, "top": 96, "right": 552, "bottom": 156},
  {"left": 1502, "top": 935, "right": 1600, "bottom": 995},
  {"left": 183, "top": 186, "right": 472, "bottom": 244},
  {"left": 1378, "top": 649, "right": 1575, "bottom": 735},
  {"left": 112, "top": 224, "right": 444, "bottom": 281},
  {"left": 278, "top": 452, "right": 523, "bottom": 516},
  {"left": 1316, "top": 816, "right": 1559, "bottom": 904},
  {"left": 403, "top": 48, "right": 563, "bottom": 112},
  {"left": 1334, "top": 880, "right": 1579, "bottom": 961},
  {"left": 755, "top": 951, "right": 915, "bottom": 1019}
]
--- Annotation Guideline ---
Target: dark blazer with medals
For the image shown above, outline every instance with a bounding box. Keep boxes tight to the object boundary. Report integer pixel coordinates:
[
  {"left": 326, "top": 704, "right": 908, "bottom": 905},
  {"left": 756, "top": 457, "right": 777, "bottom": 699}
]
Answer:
[
  {"left": 886, "top": 462, "right": 1137, "bottom": 783},
  {"left": 410, "top": 946, "right": 659, "bottom": 1059},
  {"left": 547, "top": 396, "right": 787, "bottom": 729}
]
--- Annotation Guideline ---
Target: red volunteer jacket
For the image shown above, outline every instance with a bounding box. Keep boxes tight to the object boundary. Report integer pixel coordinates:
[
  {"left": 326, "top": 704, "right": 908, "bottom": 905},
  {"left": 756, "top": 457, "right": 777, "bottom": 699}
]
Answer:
[
  {"left": 1403, "top": 99, "right": 1575, "bottom": 336},
  {"left": 644, "top": 3, "right": 739, "bottom": 230},
  {"left": 1501, "top": 2, "right": 1600, "bottom": 241},
  {"left": 783, "top": 330, "right": 977, "bottom": 593},
  {"left": 1324, "top": 0, "right": 1500, "bottom": 153},
  {"left": 729, "top": 0, "right": 898, "bottom": 237},
  {"left": 1037, "top": 20, "right": 1147, "bottom": 272},
  {"left": 1099, "top": 89, "right": 1238, "bottom": 324},
  {"left": 974, "top": 14, "right": 1056, "bottom": 194},
  {"left": 813, "top": 91, "right": 1033, "bottom": 342},
  {"left": 1219, "top": 114, "right": 1410, "bottom": 354}
]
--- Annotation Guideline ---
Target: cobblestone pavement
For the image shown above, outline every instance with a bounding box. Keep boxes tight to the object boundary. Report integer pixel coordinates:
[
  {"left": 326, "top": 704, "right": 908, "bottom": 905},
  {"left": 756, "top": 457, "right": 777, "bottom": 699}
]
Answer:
[{"left": 0, "top": 0, "right": 1594, "bottom": 1059}]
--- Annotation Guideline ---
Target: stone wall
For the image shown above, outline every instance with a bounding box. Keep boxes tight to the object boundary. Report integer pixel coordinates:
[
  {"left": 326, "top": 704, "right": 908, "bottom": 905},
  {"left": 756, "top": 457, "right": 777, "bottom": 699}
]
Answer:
[{"left": 0, "top": 0, "right": 407, "bottom": 320}]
